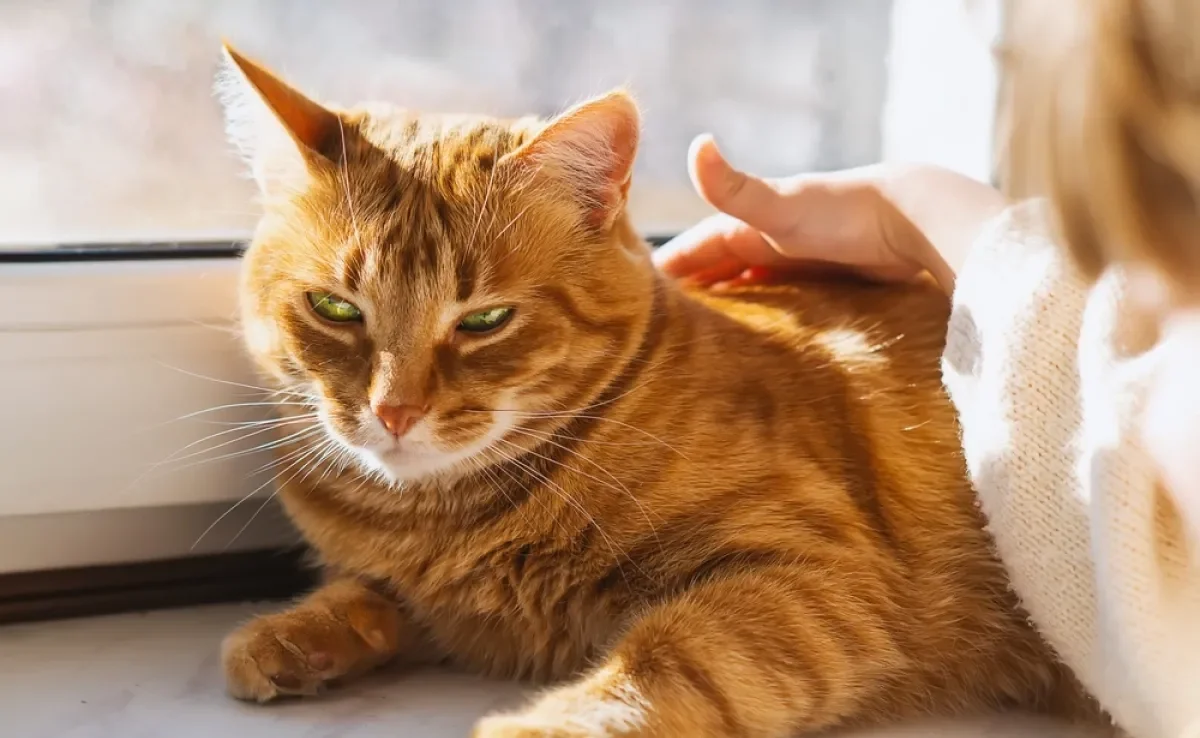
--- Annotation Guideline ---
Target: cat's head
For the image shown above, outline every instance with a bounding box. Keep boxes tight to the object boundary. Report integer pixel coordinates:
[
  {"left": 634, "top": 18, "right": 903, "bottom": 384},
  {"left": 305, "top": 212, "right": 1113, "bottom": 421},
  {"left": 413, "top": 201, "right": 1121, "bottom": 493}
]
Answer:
[{"left": 217, "top": 44, "right": 656, "bottom": 485}]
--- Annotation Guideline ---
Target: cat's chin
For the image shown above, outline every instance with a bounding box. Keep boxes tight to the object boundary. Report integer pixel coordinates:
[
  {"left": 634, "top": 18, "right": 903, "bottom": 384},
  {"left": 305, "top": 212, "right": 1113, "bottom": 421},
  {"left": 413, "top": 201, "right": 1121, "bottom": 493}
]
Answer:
[
  {"left": 348, "top": 420, "right": 516, "bottom": 486},
  {"left": 314, "top": 406, "right": 517, "bottom": 486},
  {"left": 360, "top": 446, "right": 471, "bottom": 484}
]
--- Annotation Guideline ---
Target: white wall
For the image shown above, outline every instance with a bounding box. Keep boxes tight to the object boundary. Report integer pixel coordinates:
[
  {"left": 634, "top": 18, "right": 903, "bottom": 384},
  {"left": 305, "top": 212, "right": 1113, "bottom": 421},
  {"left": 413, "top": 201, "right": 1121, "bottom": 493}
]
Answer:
[{"left": 882, "top": 0, "right": 1002, "bottom": 183}]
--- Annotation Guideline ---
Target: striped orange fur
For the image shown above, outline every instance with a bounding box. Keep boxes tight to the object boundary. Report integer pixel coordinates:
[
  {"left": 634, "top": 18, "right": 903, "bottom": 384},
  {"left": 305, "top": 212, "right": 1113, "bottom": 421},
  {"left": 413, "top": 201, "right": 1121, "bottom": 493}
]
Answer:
[{"left": 216, "top": 45, "right": 1100, "bottom": 737}]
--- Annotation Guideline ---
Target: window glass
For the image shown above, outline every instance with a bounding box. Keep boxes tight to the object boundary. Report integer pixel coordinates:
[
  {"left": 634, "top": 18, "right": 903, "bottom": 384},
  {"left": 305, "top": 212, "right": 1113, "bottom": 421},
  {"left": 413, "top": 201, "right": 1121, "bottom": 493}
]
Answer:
[{"left": 0, "top": 0, "right": 893, "bottom": 247}]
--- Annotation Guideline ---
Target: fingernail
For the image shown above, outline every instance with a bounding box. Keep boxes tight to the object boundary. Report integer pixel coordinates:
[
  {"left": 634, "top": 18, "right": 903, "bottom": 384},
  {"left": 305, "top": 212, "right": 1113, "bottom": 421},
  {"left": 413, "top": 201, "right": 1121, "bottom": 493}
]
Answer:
[
  {"left": 697, "top": 133, "right": 722, "bottom": 158},
  {"left": 689, "top": 133, "right": 720, "bottom": 162}
]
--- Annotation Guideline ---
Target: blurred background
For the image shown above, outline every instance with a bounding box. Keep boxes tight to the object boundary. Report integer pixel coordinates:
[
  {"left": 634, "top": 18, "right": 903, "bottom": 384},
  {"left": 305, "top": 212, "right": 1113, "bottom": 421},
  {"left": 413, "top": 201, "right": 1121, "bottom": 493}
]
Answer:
[
  {"left": 0, "top": 0, "right": 903, "bottom": 246},
  {"left": 0, "top": 0, "right": 1003, "bottom": 248}
]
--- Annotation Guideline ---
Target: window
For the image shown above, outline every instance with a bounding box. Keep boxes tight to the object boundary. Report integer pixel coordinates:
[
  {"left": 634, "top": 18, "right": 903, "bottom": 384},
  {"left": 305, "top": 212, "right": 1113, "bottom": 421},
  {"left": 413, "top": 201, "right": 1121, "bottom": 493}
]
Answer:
[
  {"left": 1, "top": 0, "right": 916, "bottom": 247},
  {"left": 0, "top": 0, "right": 1000, "bottom": 575}
]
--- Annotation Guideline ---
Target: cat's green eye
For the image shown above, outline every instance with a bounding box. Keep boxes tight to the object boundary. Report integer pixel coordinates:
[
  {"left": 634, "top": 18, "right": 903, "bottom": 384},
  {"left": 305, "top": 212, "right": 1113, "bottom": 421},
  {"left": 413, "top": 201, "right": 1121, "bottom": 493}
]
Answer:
[
  {"left": 306, "top": 291, "right": 363, "bottom": 323},
  {"left": 457, "top": 306, "right": 514, "bottom": 334}
]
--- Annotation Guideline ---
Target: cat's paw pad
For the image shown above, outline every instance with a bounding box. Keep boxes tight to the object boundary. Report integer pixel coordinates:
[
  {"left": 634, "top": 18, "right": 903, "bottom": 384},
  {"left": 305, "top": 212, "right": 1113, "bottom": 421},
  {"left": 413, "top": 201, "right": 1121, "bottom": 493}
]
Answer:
[{"left": 221, "top": 608, "right": 394, "bottom": 702}]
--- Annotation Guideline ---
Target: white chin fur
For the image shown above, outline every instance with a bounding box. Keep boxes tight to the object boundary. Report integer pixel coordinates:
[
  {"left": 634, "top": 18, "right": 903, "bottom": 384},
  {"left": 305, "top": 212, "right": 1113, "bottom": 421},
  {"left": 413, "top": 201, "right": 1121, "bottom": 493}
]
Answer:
[{"left": 340, "top": 411, "right": 515, "bottom": 485}]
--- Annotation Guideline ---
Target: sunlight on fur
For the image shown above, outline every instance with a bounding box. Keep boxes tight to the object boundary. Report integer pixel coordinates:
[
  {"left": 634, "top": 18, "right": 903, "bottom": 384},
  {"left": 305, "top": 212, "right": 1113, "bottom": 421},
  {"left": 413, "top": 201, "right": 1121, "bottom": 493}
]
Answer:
[{"left": 214, "top": 43, "right": 1105, "bottom": 738}]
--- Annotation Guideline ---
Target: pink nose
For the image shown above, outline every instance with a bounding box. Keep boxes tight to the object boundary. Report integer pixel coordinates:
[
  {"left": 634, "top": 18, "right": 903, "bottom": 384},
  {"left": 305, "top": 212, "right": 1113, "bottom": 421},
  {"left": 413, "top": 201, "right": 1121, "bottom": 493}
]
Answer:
[{"left": 373, "top": 403, "right": 426, "bottom": 438}]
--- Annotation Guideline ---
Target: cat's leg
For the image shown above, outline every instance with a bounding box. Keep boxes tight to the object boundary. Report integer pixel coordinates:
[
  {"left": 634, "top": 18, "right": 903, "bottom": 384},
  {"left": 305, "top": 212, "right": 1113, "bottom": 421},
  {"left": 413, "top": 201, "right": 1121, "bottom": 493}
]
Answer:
[
  {"left": 222, "top": 577, "right": 431, "bottom": 702},
  {"left": 473, "top": 566, "right": 904, "bottom": 738}
]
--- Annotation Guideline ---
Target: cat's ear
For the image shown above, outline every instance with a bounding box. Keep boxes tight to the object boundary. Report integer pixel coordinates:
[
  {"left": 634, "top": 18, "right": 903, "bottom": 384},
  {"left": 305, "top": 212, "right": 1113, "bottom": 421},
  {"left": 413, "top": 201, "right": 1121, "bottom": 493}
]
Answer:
[
  {"left": 215, "top": 42, "right": 344, "bottom": 194},
  {"left": 501, "top": 90, "right": 640, "bottom": 231}
]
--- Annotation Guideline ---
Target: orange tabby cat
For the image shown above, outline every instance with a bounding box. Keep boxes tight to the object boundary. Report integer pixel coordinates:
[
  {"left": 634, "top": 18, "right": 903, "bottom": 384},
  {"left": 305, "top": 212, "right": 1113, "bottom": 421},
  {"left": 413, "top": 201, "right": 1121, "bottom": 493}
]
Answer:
[{"left": 216, "top": 44, "right": 1096, "bottom": 737}]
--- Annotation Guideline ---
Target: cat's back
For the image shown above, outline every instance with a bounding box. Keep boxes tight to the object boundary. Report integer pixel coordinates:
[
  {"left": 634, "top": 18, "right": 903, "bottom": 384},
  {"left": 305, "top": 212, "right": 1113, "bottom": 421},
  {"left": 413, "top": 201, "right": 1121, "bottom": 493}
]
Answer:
[
  {"left": 682, "top": 275, "right": 951, "bottom": 384},
  {"left": 649, "top": 278, "right": 1051, "bottom": 704},
  {"left": 651, "top": 276, "right": 997, "bottom": 620},
  {"left": 664, "top": 276, "right": 956, "bottom": 477}
]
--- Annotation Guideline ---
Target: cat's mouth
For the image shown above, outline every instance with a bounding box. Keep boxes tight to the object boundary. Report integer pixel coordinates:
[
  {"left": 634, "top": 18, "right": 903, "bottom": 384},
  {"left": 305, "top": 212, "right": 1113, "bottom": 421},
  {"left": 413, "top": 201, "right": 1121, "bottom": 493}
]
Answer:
[
  {"left": 328, "top": 407, "right": 515, "bottom": 484},
  {"left": 373, "top": 443, "right": 444, "bottom": 464},
  {"left": 363, "top": 438, "right": 499, "bottom": 484},
  {"left": 354, "top": 426, "right": 463, "bottom": 479}
]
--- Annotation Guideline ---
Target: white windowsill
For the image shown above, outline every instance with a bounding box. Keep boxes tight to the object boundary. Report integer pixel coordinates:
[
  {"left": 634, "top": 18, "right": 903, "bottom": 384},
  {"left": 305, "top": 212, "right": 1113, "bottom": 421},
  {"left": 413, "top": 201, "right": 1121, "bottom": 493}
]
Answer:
[{"left": 0, "top": 257, "right": 296, "bottom": 573}]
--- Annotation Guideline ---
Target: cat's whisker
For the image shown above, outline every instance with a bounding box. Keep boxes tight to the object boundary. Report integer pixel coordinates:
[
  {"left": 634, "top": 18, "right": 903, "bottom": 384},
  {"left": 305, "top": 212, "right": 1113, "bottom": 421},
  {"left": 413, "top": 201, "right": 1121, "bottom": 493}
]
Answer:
[
  {"left": 487, "top": 445, "right": 611, "bottom": 550},
  {"left": 250, "top": 430, "right": 334, "bottom": 474},
  {"left": 174, "top": 402, "right": 315, "bottom": 422},
  {"left": 310, "top": 435, "right": 358, "bottom": 489},
  {"left": 488, "top": 455, "right": 560, "bottom": 522},
  {"left": 155, "top": 362, "right": 311, "bottom": 399},
  {"left": 133, "top": 436, "right": 324, "bottom": 506},
  {"left": 498, "top": 354, "right": 679, "bottom": 418},
  {"left": 225, "top": 435, "right": 344, "bottom": 549},
  {"left": 145, "top": 415, "right": 320, "bottom": 475},
  {"left": 195, "top": 412, "right": 320, "bottom": 427},
  {"left": 180, "top": 409, "right": 316, "bottom": 434},
  {"left": 501, "top": 428, "right": 640, "bottom": 503},
  {"left": 500, "top": 429, "right": 664, "bottom": 554},
  {"left": 463, "top": 385, "right": 640, "bottom": 420},
  {"left": 183, "top": 319, "right": 243, "bottom": 338},
  {"left": 490, "top": 439, "right": 647, "bottom": 584},
  {"left": 505, "top": 425, "right": 663, "bottom": 509},
  {"left": 208, "top": 487, "right": 278, "bottom": 552},
  {"left": 119, "top": 421, "right": 323, "bottom": 501},
  {"left": 153, "top": 420, "right": 322, "bottom": 470},
  {"left": 464, "top": 456, "right": 537, "bottom": 529},
  {"left": 484, "top": 165, "right": 520, "bottom": 241},
  {"left": 336, "top": 117, "right": 365, "bottom": 255},
  {"left": 506, "top": 424, "right": 672, "bottom": 450},
  {"left": 158, "top": 430, "right": 326, "bottom": 478},
  {"left": 134, "top": 403, "right": 313, "bottom": 439},
  {"left": 340, "top": 470, "right": 379, "bottom": 502},
  {"left": 491, "top": 203, "right": 533, "bottom": 245},
  {"left": 481, "top": 203, "right": 538, "bottom": 273},
  {"left": 472, "top": 409, "right": 688, "bottom": 460},
  {"left": 192, "top": 434, "right": 331, "bottom": 551},
  {"left": 466, "top": 162, "right": 499, "bottom": 252}
]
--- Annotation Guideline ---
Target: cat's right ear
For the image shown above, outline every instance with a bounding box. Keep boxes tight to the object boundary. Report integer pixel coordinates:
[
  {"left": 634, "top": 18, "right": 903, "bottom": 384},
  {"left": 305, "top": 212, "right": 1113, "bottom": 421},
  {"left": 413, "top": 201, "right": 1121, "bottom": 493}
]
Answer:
[{"left": 215, "top": 42, "right": 344, "bottom": 195}]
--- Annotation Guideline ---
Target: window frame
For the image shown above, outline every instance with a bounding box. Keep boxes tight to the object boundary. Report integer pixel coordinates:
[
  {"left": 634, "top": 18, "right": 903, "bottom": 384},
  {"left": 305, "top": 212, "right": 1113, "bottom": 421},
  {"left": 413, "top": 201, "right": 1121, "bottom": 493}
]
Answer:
[{"left": 0, "top": 249, "right": 290, "bottom": 573}]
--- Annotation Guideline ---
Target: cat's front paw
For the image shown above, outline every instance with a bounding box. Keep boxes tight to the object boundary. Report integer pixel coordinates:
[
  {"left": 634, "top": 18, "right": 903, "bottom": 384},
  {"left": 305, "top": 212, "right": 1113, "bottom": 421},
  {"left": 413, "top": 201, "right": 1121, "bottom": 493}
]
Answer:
[{"left": 221, "top": 602, "right": 402, "bottom": 702}]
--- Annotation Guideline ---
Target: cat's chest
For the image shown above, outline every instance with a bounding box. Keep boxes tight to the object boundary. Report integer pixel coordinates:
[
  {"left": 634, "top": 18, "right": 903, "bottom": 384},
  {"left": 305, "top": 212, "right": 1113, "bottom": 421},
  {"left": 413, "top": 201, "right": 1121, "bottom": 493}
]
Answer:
[{"left": 289, "top": 493, "right": 628, "bottom": 680}]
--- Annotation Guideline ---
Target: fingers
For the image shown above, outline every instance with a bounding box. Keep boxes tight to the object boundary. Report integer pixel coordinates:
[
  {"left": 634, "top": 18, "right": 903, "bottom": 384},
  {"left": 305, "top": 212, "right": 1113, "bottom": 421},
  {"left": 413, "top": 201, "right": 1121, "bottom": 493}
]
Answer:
[
  {"left": 687, "top": 134, "right": 796, "bottom": 236},
  {"left": 653, "top": 212, "right": 790, "bottom": 282}
]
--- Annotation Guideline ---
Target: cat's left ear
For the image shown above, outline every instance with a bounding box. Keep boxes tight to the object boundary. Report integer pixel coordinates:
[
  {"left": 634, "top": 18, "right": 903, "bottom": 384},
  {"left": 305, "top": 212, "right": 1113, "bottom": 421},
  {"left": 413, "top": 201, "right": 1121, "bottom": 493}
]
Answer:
[
  {"left": 215, "top": 42, "right": 345, "bottom": 195},
  {"left": 501, "top": 90, "right": 640, "bottom": 232}
]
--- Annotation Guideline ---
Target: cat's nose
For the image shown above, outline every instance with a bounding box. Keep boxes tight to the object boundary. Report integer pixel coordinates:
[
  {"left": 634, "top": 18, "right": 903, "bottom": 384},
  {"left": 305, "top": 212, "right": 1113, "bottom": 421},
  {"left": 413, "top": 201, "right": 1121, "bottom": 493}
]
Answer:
[{"left": 373, "top": 403, "right": 426, "bottom": 438}]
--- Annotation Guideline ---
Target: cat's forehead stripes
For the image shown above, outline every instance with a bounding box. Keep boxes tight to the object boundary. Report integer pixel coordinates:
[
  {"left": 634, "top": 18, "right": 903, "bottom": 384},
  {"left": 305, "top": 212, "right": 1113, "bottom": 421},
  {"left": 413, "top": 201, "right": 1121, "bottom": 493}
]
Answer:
[{"left": 330, "top": 117, "right": 533, "bottom": 302}]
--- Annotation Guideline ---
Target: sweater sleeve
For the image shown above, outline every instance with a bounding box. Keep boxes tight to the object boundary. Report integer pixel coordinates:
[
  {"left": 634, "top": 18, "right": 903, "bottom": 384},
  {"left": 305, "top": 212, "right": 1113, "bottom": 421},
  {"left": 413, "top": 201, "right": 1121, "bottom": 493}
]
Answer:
[{"left": 941, "top": 200, "right": 1200, "bottom": 738}]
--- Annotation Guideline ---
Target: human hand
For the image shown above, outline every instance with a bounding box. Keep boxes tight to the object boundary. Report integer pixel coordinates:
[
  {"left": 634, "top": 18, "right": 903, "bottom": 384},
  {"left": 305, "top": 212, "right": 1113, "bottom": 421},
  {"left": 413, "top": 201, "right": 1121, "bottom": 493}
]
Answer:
[{"left": 654, "top": 136, "right": 1006, "bottom": 293}]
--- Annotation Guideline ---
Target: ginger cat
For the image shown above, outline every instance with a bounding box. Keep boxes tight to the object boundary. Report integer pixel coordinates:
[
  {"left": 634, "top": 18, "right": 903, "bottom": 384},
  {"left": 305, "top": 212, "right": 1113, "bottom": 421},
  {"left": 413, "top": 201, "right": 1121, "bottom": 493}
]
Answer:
[{"left": 216, "top": 45, "right": 1095, "bottom": 737}]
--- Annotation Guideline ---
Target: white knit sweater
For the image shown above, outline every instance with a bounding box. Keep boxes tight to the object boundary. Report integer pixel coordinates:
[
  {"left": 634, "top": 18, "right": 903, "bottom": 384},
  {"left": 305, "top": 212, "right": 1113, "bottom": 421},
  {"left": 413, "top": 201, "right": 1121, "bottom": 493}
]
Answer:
[{"left": 941, "top": 202, "right": 1200, "bottom": 738}]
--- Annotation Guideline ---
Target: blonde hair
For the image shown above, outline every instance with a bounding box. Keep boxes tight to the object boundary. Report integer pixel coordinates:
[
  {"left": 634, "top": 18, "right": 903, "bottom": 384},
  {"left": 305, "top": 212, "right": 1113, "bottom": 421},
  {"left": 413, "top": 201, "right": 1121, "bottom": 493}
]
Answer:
[{"left": 999, "top": 0, "right": 1200, "bottom": 302}]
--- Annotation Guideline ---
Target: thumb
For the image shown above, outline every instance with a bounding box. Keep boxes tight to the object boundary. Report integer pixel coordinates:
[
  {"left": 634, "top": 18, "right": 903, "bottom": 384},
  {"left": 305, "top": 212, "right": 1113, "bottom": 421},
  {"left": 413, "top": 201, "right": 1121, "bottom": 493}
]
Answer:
[{"left": 688, "top": 134, "right": 795, "bottom": 236}]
